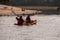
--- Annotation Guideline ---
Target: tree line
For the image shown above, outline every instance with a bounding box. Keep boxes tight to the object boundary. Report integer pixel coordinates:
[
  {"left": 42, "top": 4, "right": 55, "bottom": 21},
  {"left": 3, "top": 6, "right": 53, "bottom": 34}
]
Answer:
[
  {"left": 0, "top": 0, "right": 9, "bottom": 4},
  {"left": 0, "top": 0, "right": 60, "bottom": 6}
]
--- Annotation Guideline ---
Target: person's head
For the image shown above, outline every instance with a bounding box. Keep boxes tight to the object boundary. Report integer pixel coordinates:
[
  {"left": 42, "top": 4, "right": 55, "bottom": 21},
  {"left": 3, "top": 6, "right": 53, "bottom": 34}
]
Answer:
[
  {"left": 27, "top": 15, "right": 30, "bottom": 18},
  {"left": 20, "top": 16, "right": 22, "bottom": 18}
]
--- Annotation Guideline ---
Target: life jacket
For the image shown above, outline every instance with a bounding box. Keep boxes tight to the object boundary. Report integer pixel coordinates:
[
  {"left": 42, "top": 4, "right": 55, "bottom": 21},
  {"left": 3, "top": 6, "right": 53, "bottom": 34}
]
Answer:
[
  {"left": 17, "top": 18, "right": 24, "bottom": 25},
  {"left": 26, "top": 17, "right": 31, "bottom": 23}
]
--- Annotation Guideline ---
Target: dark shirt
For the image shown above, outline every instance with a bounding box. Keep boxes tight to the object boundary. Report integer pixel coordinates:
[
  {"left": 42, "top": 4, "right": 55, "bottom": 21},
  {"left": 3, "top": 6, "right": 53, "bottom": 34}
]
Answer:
[
  {"left": 16, "top": 17, "right": 24, "bottom": 25},
  {"left": 26, "top": 17, "right": 31, "bottom": 23}
]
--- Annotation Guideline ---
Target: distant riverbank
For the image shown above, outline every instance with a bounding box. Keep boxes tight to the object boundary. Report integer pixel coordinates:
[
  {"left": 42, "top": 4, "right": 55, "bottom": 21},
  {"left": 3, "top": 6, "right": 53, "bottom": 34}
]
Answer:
[
  {"left": 17, "top": 6, "right": 58, "bottom": 10},
  {"left": 0, "top": 4, "right": 59, "bottom": 16}
]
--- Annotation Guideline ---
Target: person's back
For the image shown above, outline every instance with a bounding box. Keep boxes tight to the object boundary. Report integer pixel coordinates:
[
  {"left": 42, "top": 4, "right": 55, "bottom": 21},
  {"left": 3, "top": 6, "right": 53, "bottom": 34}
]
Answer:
[
  {"left": 16, "top": 16, "right": 24, "bottom": 25},
  {"left": 26, "top": 15, "right": 31, "bottom": 23}
]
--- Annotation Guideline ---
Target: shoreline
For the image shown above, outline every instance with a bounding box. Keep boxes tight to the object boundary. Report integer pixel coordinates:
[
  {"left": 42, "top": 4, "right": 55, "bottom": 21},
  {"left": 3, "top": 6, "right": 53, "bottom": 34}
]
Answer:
[{"left": 0, "top": 4, "right": 59, "bottom": 16}]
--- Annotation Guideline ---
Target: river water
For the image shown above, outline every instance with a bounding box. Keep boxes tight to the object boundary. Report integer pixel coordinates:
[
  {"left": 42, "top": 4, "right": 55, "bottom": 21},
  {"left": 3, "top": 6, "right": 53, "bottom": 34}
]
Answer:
[{"left": 0, "top": 15, "right": 60, "bottom": 40}]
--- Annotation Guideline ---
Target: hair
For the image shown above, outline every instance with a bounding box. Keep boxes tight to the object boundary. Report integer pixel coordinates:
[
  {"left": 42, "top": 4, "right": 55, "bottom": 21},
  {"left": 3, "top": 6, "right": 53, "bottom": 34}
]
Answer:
[
  {"left": 20, "top": 16, "right": 22, "bottom": 18},
  {"left": 27, "top": 15, "right": 30, "bottom": 17}
]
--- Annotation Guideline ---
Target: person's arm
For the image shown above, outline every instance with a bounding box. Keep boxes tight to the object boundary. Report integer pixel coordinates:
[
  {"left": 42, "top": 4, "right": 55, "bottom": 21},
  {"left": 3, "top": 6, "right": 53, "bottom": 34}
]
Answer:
[
  {"left": 22, "top": 19, "right": 24, "bottom": 22},
  {"left": 29, "top": 18, "right": 31, "bottom": 21},
  {"left": 16, "top": 16, "right": 19, "bottom": 20}
]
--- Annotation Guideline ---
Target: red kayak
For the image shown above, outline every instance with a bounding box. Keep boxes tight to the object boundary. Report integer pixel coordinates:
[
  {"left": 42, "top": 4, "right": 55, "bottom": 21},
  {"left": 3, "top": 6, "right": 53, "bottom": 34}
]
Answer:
[{"left": 14, "top": 20, "right": 37, "bottom": 26}]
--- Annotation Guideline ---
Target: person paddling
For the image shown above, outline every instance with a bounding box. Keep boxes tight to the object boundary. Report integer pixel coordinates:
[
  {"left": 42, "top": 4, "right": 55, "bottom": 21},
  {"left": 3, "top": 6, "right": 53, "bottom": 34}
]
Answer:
[
  {"left": 26, "top": 15, "right": 31, "bottom": 24},
  {"left": 25, "top": 15, "right": 37, "bottom": 25},
  {"left": 16, "top": 16, "right": 24, "bottom": 25}
]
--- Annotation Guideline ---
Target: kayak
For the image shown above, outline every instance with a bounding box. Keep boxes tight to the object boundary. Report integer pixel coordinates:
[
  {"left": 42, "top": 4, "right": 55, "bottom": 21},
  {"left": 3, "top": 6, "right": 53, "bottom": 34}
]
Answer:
[{"left": 14, "top": 20, "right": 37, "bottom": 26}]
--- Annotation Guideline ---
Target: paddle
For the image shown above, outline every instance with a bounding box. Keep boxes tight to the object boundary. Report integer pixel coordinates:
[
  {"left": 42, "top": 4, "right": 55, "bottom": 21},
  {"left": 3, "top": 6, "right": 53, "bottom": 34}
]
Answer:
[{"left": 11, "top": 10, "right": 19, "bottom": 16}]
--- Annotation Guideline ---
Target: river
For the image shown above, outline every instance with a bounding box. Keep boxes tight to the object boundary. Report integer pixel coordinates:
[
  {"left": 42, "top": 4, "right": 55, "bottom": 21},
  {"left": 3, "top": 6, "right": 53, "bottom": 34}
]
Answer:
[{"left": 0, "top": 15, "right": 60, "bottom": 40}]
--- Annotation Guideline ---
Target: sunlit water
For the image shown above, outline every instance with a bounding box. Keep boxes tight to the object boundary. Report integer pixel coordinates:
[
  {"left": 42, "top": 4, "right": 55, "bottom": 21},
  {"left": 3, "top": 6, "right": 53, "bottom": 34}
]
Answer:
[{"left": 0, "top": 15, "right": 60, "bottom": 40}]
